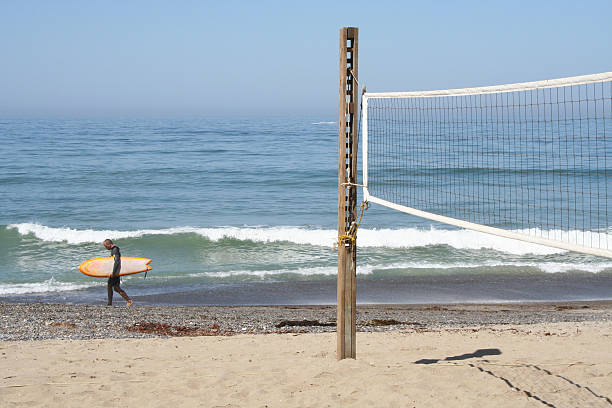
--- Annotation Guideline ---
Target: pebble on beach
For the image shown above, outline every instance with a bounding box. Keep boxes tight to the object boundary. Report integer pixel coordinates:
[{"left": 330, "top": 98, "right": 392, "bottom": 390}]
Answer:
[{"left": 2, "top": 301, "right": 611, "bottom": 342}]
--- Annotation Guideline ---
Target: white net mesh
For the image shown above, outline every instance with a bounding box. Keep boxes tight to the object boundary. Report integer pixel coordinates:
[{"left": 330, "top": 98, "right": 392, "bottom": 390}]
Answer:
[{"left": 362, "top": 73, "right": 612, "bottom": 258}]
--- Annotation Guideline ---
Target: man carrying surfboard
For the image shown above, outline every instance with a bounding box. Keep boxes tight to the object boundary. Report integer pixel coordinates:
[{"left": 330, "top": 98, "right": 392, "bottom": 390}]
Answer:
[{"left": 103, "top": 239, "right": 133, "bottom": 307}]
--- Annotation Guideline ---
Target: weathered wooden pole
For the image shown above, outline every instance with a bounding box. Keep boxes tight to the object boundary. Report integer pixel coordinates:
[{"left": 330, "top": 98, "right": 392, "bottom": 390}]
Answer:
[{"left": 338, "top": 27, "right": 358, "bottom": 360}]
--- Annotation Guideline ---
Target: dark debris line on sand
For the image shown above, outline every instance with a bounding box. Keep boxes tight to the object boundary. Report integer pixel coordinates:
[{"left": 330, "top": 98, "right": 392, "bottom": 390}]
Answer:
[{"left": 1, "top": 301, "right": 611, "bottom": 341}]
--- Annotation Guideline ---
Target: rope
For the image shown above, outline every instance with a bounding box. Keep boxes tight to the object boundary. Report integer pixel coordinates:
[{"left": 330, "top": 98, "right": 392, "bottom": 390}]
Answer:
[
  {"left": 348, "top": 68, "right": 360, "bottom": 91},
  {"left": 337, "top": 234, "right": 355, "bottom": 245},
  {"left": 336, "top": 201, "right": 368, "bottom": 248},
  {"left": 336, "top": 64, "right": 366, "bottom": 250},
  {"left": 341, "top": 182, "right": 367, "bottom": 188}
]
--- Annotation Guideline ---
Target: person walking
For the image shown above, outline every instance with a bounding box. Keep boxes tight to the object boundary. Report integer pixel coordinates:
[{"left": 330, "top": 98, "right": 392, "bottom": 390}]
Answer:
[{"left": 103, "top": 239, "right": 133, "bottom": 307}]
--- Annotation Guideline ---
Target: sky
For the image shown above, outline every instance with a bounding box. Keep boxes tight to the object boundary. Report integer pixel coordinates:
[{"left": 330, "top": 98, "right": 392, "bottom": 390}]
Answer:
[{"left": 0, "top": 0, "right": 610, "bottom": 117}]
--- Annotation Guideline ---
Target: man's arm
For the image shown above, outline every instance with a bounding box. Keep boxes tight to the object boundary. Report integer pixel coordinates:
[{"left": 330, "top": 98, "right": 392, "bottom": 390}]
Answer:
[{"left": 111, "top": 247, "right": 121, "bottom": 277}]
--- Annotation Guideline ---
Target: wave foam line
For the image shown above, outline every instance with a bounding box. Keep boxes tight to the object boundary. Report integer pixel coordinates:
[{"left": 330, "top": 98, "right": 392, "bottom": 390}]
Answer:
[
  {"left": 365, "top": 260, "right": 612, "bottom": 274},
  {"left": 7, "top": 223, "right": 338, "bottom": 246},
  {"left": 7, "top": 223, "right": 610, "bottom": 255},
  {"left": 179, "top": 259, "right": 612, "bottom": 279},
  {"left": 3, "top": 262, "right": 610, "bottom": 295},
  {"left": 0, "top": 277, "right": 98, "bottom": 295}
]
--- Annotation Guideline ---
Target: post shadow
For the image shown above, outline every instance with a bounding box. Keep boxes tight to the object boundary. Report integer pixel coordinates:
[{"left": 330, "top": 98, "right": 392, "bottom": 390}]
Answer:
[
  {"left": 414, "top": 349, "right": 612, "bottom": 407},
  {"left": 414, "top": 348, "right": 502, "bottom": 365}
]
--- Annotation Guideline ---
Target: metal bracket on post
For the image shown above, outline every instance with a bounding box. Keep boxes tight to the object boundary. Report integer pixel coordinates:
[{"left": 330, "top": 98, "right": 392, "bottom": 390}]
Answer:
[{"left": 337, "top": 26, "right": 358, "bottom": 360}]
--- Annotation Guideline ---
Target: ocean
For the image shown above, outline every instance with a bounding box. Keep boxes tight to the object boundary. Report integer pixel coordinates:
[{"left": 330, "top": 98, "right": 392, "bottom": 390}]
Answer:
[{"left": 1, "top": 117, "right": 611, "bottom": 305}]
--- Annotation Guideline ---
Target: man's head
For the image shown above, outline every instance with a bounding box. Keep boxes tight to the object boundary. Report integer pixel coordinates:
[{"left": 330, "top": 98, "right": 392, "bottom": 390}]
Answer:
[{"left": 103, "top": 239, "right": 114, "bottom": 250}]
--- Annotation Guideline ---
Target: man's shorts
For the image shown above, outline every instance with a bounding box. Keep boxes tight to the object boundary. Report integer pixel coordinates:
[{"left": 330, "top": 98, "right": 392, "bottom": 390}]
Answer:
[{"left": 108, "top": 275, "right": 120, "bottom": 287}]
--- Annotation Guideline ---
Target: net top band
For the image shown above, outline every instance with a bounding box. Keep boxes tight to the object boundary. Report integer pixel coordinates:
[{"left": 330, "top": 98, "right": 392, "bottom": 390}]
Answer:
[{"left": 364, "top": 71, "right": 612, "bottom": 99}]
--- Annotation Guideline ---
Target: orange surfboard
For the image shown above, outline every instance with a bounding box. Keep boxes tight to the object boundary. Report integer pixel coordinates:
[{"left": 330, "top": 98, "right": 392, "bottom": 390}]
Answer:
[{"left": 79, "top": 257, "right": 152, "bottom": 278}]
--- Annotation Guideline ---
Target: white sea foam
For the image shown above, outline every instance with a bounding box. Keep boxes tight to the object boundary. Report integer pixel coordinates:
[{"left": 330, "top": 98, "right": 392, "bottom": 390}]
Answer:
[
  {"left": 7, "top": 223, "right": 610, "bottom": 256},
  {"left": 189, "top": 266, "right": 341, "bottom": 279},
  {"left": 7, "top": 223, "right": 158, "bottom": 245},
  {"left": 184, "top": 258, "right": 612, "bottom": 278},
  {"left": 535, "top": 262, "right": 611, "bottom": 273},
  {"left": 357, "top": 228, "right": 563, "bottom": 255},
  {"left": 360, "top": 260, "right": 612, "bottom": 274},
  {"left": 312, "top": 121, "right": 336, "bottom": 125},
  {"left": 3, "top": 258, "right": 609, "bottom": 294},
  {"left": 7, "top": 223, "right": 336, "bottom": 246},
  {"left": 0, "top": 277, "right": 98, "bottom": 295}
]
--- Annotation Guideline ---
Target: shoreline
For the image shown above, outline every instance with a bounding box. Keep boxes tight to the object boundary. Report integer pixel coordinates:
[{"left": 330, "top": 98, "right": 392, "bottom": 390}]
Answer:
[
  {"left": 2, "top": 299, "right": 611, "bottom": 341},
  {"left": 3, "top": 270, "right": 612, "bottom": 307}
]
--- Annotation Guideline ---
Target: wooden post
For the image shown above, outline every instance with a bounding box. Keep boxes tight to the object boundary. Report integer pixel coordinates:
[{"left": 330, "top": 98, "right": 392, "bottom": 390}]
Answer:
[{"left": 338, "top": 27, "right": 358, "bottom": 360}]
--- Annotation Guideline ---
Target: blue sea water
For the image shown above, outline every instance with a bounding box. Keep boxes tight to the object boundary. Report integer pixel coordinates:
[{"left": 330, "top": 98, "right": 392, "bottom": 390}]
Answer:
[{"left": 1, "top": 117, "right": 611, "bottom": 305}]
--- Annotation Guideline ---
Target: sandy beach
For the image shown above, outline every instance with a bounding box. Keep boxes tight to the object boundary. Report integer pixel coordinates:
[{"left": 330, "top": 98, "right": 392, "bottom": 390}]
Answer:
[{"left": 2, "top": 301, "right": 612, "bottom": 407}]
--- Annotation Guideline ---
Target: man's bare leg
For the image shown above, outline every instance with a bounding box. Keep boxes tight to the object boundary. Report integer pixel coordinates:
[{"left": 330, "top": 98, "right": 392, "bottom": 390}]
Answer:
[
  {"left": 107, "top": 284, "right": 113, "bottom": 306},
  {"left": 113, "top": 285, "right": 133, "bottom": 307}
]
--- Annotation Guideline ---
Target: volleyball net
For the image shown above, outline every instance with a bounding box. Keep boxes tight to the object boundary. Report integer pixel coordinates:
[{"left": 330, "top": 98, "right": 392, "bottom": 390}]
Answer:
[{"left": 362, "top": 72, "right": 612, "bottom": 258}]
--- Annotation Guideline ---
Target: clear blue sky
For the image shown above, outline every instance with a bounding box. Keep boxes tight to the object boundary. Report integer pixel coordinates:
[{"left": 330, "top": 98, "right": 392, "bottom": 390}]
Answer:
[{"left": 1, "top": 0, "right": 610, "bottom": 117}]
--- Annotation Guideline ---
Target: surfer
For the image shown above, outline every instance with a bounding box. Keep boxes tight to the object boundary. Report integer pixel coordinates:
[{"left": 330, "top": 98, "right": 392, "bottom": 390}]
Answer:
[{"left": 103, "top": 239, "right": 133, "bottom": 307}]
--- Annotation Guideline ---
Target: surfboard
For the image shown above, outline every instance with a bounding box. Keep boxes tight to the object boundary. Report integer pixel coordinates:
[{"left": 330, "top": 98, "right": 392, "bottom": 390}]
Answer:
[{"left": 79, "top": 257, "right": 152, "bottom": 278}]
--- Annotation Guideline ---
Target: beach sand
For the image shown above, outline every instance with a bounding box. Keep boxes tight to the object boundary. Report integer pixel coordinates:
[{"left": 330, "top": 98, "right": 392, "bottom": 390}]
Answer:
[{"left": 2, "top": 303, "right": 612, "bottom": 407}]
